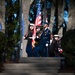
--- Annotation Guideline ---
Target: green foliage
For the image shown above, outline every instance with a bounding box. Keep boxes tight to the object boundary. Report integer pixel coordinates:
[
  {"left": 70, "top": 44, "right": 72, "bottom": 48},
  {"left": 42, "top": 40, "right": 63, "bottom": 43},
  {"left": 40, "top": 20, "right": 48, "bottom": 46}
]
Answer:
[
  {"left": 61, "top": 29, "right": 75, "bottom": 67},
  {"left": 0, "top": 32, "right": 6, "bottom": 51},
  {"left": 5, "top": 0, "right": 20, "bottom": 60},
  {"left": 0, "top": 32, "right": 7, "bottom": 62}
]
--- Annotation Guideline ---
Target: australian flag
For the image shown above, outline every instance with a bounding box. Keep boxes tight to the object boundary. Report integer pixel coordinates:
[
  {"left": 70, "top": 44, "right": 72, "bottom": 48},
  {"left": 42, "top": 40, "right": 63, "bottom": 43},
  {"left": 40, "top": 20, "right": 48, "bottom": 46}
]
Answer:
[{"left": 32, "top": 0, "right": 42, "bottom": 47}]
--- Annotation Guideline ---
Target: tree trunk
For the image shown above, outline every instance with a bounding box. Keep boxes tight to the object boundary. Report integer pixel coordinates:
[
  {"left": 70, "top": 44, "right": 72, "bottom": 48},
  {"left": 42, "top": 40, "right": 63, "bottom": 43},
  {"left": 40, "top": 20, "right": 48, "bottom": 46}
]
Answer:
[
  {"left": 0, "top": 0, "right": 5, "bottom": 33},
  {"left": 67, "top": 0, "right": 75, "bottom": 31}
]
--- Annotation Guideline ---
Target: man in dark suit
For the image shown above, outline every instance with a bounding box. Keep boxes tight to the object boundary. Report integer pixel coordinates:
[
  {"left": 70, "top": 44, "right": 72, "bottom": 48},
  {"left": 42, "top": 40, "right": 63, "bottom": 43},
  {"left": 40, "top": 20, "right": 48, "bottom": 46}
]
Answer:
[{"left": 39, "top": 22, "right": 51, "bottom": 57}]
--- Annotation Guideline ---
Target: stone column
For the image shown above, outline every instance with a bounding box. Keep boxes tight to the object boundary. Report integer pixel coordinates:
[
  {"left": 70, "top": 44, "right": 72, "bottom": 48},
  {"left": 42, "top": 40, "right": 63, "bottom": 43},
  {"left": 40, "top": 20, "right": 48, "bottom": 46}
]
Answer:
[
  {"left": 21, "top": 0, "right": 32, "bottom": 57},
  {"left": 49, "top": 0, "right": 55, "bottom": 33},
  {"left": 58, "top": 0, "right": 65, "bottom": 37},
  {"left": 67, "top": 0, "right": 75, "bottom": 31}
]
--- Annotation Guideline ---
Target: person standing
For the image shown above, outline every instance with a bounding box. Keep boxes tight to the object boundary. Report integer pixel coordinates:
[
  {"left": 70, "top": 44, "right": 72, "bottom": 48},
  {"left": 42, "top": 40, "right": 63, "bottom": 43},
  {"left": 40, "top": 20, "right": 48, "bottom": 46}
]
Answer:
[
  {"left": 24, "top": 23, "right": 34, "bottom": 57},
  {"left": 48, "top": 34, "right": 58, "bottom": 57},
  {"left": 33, "top": 26, "right": 42, "bottom": 57},
  {"left": 54, "top": 35, "right": 62, "bottom": 57},
  {"left": 40, "top": 22, "right": 51, "bottom": 57}
]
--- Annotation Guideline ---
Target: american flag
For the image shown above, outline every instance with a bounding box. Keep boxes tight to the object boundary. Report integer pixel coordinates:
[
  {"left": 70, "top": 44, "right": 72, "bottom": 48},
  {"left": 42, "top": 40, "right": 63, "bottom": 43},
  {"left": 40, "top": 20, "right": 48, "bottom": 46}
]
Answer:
[{"left": 32, "top": 0, "right": 42, "bottom": 48}]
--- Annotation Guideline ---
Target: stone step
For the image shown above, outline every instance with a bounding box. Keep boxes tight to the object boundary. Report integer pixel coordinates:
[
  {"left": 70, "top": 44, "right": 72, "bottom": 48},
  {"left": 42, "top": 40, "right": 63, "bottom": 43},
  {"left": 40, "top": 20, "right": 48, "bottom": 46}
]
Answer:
[
  {"left": 3, "top": 63, "right": 60, "bottom": 73},
  {"left": 3, "top": 69, "right": 58, "bottom": 73},
  {"left": 0, "top": 73, "right": 74, "bottom": 75},
  {"left": 2, "top": 57, "right": 65, "bottom": 73},
  {"left": 4, "top": 64, "right": 60, "bottom": 69},
  {"left": 19, "top": 57, "right": 64, "bottom": 63}
]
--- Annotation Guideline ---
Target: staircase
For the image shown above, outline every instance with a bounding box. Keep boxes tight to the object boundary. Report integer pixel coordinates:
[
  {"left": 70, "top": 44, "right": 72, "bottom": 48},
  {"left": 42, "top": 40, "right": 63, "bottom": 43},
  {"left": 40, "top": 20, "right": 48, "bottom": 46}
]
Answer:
[{"left": 1, "top": 57, "right": 66, "bottom": 75}]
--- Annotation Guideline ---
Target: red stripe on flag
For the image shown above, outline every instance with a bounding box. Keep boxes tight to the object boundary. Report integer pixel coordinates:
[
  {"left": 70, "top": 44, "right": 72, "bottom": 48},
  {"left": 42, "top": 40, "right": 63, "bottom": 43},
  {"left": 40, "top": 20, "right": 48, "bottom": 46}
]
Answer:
[
  {"left": 32, "top": 8, "right": 41, "bottom": 48},
  {"left": 36, "top": 14, "right": 41, "bottom": 26}
]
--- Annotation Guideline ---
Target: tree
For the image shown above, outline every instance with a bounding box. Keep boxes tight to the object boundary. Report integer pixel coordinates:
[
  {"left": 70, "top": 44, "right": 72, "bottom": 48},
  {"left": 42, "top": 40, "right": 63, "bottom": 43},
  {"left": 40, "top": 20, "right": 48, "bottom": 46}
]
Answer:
[
  {"left": 61, "top": 29, "right": 75, "bottom": 67},
  {"left": 0, "top": 32, "right": 6, "bottom": 71},
  {"left": 5, "top": 0, "right": 20, "bottom": 61}
]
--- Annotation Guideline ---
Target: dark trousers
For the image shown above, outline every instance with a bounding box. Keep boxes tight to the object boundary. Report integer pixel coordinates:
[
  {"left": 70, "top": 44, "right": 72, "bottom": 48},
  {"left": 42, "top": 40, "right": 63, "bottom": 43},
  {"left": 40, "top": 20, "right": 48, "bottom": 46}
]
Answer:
[
  {"left": 26, "top": 45, "right": 33, "bottom": 57},
  {"left": 26, "top": 45, "right": 40, "bottom": 57},
  {"left": 39, "top": 44, "right": 48, "bottom": 57},
  {"left": 33, "top": 46, "right": 40, "bottom": 57}
]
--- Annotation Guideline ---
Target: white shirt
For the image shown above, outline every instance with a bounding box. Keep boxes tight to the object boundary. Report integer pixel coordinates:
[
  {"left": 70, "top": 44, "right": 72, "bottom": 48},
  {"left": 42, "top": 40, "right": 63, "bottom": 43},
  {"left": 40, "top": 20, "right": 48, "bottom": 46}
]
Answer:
[{"left": 50, "top": 39, "right": 53, "bottom": 45}]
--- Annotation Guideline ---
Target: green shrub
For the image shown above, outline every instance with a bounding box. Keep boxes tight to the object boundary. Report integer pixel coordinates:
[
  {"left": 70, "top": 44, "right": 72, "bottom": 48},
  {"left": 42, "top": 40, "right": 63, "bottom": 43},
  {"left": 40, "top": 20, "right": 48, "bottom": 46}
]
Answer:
[
  {"left": 0, "top": 32, "right": 6, "bottom": 55},
  {"left": 61, "top": 29, "right": 75, "bottom": 67},
  {"left": 0, "top": 32, "right": 6, "bottom": 71}
]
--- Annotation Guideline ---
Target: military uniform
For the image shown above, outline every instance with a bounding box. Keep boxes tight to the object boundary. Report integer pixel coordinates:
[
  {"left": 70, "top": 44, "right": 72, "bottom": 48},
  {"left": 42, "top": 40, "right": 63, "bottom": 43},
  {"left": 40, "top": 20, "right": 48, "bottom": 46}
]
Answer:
[
  {"left": 32, "top": 28, "right": 42, "bottom": 57},
  {"left": 40, "top": 27, "right": 51, "bottom": 57},
  {"left": 33, "top": 40, "right": 40, "bottom": 57},
  {"left": 48, "top": 38, "right": 58, "bottom": 57},
  {"left": 25, "top": 30, "right": 33, "bottom": 57},
  {"left": 24, "top": 24, "right": 35, "bottom": 57}
]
